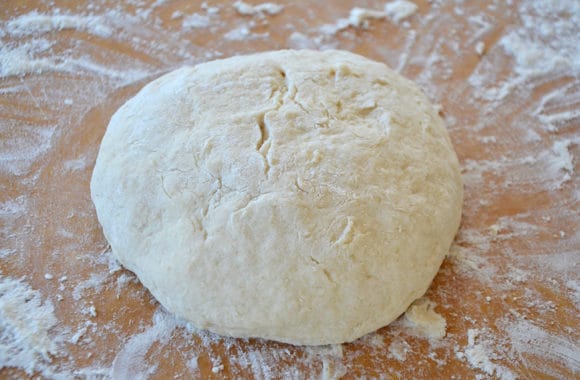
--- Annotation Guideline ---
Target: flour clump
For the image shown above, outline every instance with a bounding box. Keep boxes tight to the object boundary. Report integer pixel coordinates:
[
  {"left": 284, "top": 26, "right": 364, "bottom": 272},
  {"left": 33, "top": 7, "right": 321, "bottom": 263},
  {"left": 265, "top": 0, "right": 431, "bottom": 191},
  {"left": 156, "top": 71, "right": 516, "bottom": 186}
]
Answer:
[{"left": 91, "top": 49, "right": 463, "bottom": 345}]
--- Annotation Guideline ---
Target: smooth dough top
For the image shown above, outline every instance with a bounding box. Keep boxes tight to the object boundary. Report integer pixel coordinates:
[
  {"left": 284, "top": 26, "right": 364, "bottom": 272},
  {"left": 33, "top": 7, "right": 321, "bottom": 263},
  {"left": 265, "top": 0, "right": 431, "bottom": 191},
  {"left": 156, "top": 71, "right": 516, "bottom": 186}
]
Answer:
[{"left": 91, "top": 49, "right": 463, "bottom": 345}]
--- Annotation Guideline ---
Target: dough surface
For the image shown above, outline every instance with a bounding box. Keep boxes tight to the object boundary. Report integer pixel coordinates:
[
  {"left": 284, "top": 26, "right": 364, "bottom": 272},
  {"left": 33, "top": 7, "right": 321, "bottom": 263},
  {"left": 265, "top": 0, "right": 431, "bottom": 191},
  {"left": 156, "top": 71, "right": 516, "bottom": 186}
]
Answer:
[{"left": 91, "top": 49, "right": 463, "bottom": 345}]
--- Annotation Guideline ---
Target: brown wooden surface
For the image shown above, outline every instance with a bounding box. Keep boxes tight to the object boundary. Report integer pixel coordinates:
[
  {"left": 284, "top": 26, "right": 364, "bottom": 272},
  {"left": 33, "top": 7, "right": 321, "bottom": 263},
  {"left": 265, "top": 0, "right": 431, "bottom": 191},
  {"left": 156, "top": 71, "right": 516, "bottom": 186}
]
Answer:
[{"left": 1, "top": 0, "right": 578, "bottom": 378}]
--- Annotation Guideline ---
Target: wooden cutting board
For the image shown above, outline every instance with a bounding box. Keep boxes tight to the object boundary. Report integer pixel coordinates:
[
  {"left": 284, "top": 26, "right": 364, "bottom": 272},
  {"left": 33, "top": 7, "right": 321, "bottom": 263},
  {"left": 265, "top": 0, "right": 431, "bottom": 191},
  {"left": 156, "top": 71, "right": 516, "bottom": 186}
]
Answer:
[{"left": 1, "top": 0, "right": 578, "bottom": 378}]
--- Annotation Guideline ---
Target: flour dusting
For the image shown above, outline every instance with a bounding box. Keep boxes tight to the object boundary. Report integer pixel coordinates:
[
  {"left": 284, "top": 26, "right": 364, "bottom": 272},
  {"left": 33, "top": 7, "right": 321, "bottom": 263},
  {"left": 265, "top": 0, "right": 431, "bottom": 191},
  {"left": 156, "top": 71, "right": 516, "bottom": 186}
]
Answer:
[
  {"left": 504, "top": 318, "right": 580, "bottom": 374},
  {"left": 0, "top": 277, "right": 60, "bottom": 375},
  {"left": 233, "top": 1, "right": 284, "bottom": 16},
  {"left": 111, "top": 309, "right": 177, "bottom": 379},
  {"left": 383, "top": 0, "right": 418, "bottom": 23},
  {"left": 6, "top": 12, "right": 113, "bottom": 38},
  {"left": 462, "top": 329, "right": 516, "bottom": 380},
  {"left": 320, "top": 1, "right": 417, "bottom": 34}
]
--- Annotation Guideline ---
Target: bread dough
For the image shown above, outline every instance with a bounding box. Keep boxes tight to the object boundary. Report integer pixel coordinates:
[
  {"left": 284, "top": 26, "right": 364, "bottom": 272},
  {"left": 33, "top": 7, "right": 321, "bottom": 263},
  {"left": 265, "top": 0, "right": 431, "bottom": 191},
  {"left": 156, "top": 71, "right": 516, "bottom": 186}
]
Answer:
[{"left": 91, "top": 50, "right": 463, "bottom": 345}]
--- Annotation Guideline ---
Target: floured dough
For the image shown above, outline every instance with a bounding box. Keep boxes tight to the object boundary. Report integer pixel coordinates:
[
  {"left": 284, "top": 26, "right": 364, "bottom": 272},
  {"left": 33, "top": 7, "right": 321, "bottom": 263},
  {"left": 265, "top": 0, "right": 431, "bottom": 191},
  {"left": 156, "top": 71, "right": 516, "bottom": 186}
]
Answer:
[
  {"left": 90, "top": 49, "right": 463, "bottom": 345},
  {"left": 404, "top": 297, "right": 447, "bottom": 339}
]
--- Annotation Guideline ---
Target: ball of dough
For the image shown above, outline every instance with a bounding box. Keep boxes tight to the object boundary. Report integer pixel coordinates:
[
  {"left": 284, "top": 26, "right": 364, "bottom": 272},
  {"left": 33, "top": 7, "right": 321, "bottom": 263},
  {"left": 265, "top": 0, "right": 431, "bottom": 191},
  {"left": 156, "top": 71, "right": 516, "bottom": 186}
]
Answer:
[{"left": 91, "top": 50, "right": 462, "bottom": 345}]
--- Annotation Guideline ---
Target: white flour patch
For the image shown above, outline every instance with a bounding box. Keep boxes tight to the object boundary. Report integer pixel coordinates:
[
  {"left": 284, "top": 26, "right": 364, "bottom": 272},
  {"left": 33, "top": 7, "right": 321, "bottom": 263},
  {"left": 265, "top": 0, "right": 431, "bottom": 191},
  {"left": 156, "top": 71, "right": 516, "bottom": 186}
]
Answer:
[
  {"left": 111, "top": 309, "right": 177, "bottom": 379},
  {"left": 383, "top": 0, "right": 418, "bottom": 23},
  {"left": 1, "top": 11, "right": 158, "bottom": 81},
  {"left": 0, "top": 42, "right": 56, "bottom": 78},
  {"left": 0, "top": 196, "right": 28, "bottom": 221},
  {"left": 566, "top": 280, "right": 580, "bottom": 308},
  {"left": 462, "top": 329, "right": 515, "bottom": 380},
  {"left": 224, "top": 25, "right": 269, "bottom": 41},
  {"left": 505, "top": 319, "right": 580, "bottom": 373},
  {"left": 62, "top": 154, "right": 90, "bottom": 172},
  {"left": 0, "top": 123, "right": 57, "bottom": 176},
  {"left": 0, "top": 277, "right": 62, "bottom": 375},
  {"left": 287, "top": 32, "right": 319, "bottom": 49},
  {"left": 320, "top": 1, "right": 418, "bottom": 34},
  {"left": 72, "top": 272, "right": 110, "bottom": 301},
  {"left": 182, "top": 13, "right": 212, "bottom": 29},
  {"left": 461, "top": 136, "right": 577, "bottom": 192},
  {"left": 0, "top": 40, "right": 152, "bottom": 81},
  {"left": 499, "top": 1, "right": 580, "bottom": 77},
  {"left": 233, "top": 1, "right": 284, "bottom": 16},
  {"left": 6, "top": 12, "right": 113, "bottom": 38},
  {"left": 388, "top": 338, "right": 410, "bottom": 361}
]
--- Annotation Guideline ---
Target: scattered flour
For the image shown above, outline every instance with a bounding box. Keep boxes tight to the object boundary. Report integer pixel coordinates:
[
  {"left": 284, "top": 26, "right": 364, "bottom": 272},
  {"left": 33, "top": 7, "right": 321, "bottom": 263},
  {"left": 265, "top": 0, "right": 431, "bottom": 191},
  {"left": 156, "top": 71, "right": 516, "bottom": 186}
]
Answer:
[
  {"left": 287, "top": 31, "right": 319, "bottom": 49},
  {"left": 320, "top": 1, "right": 418, "bottom": 34},
  {"left": 0, "top": 277, "right": 61, "bottom": 375},
  {"left": 224, "top": 25, "right": 269, "bottom": 41},
  {"left": 111, "top": 309, "right": 177, "bottom": 379},
  {"left": 504, "top": 319, "right": 580, "bottom": 375},
  {"left": 72, "top": 271, "right": 109, "bottom": 301},
  {"left": 499, "top": 1, "right": 579, "bottom": 77},
  {"left": 347, "top": 8, "right": 391, "bottom": 28},
  {"left": 201, "top": 3, "right": 221, "bottom": 15},
  {"left": 70, "top": 323, "right": 89, "bottom": 345},
  {"left": 62, "top": 154, "right": 90, "bottom": 173},
  {"left": 233, "top": 1, "right": 284, "bottom": 16},
  {"left": 6, "top": 12, "right": 113, "bottom": 38},
  {"left": 566, "top": 280, "right": 580, "bottom": 308},
  {"left": 383, "top": 0, "right": 419, "bottom": 23},
  {"left": 475, "top": 41, "right": 485, "bottom": 56},
  {"left": 0, "top": 39, "right": 151, "bottom": 80},
  {"left": 388, "top": 338, "right": 411, "bottom": 361},
  {"left": 181, "top": 13, "right": 212, "bottom": 29},
  {"left": 461, "top": 136, "right": 577, "bottom": 192},
  {"left": 320, "top": 356, "right": 347, "bottom": 380},
  {"left": 463, "top": 329, "right": 515, "bottom": 380},
  {"left": 0, "top": 122, "right": 57, "bottom": 176}
]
